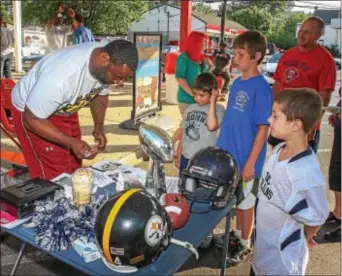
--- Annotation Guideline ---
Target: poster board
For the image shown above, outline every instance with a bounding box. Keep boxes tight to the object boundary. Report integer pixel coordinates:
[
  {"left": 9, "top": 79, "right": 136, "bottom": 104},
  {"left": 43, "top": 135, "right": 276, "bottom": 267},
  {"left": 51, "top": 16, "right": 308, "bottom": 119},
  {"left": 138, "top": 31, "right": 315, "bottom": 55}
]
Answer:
[{"left": 132, "top": 33, "right": 162, "bottom": 120}]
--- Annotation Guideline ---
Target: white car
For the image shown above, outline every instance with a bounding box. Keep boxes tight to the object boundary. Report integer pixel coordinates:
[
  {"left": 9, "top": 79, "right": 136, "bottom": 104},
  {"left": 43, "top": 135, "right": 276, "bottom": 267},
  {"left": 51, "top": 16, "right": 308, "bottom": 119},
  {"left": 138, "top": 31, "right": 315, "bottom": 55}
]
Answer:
[{"left": 261, "top": 51, "right": 283, "bottom": 78}]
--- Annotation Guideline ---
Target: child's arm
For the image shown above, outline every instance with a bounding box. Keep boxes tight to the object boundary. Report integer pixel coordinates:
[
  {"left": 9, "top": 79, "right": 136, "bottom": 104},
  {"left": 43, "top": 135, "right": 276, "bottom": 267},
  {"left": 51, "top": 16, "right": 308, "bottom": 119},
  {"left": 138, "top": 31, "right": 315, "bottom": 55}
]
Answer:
[
  {"left": 172, "top": 127, "right": 182, "bottom": 145},
  {"left": 242, "top": 125, "right": 269, "bottom": 181},
  {"left": 207, "top": 89, "right": 220, "bottom": 131},
  {"left": 174, "top": 130, "right": 183, "bottom": 168},
  {"left": 304, "top": 225, "right": 320, "bottom": 248}
]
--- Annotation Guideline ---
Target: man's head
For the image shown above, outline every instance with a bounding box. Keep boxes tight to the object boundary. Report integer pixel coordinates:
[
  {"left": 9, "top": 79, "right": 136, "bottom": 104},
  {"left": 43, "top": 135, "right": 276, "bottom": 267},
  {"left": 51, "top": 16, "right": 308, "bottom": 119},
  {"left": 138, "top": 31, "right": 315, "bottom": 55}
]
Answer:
[
  {"left": 193, "top": 72, "right": 217, "bottom": 105},
  {"left": 73, "top": 14, "right": 83, "bottom": 28},
  {"left": 297, "top": 16, "right": 324, "bottom": 49},
  {"left": 91, "top": 40, "right": 138, "bottom": 85},
  {"left": 0, "top": 16, "right": 6, "bottom": 27},
  {"left": 269, "top": 89, "right": 323, "bottom": 140},
  {"left": 219, "top": 42, "right": 227, "bottom": 52},
  {"left": 232, "top": 30, "right": 267, "bottom": 72}
]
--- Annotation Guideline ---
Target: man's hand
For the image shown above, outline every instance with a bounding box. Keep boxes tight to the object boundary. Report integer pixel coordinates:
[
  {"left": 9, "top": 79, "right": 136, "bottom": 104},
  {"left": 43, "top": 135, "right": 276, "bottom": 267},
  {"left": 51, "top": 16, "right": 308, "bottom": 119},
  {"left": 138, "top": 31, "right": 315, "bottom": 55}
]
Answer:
[
  {"left": 93, "top": 130, "right": 107, "bottom": 151},
  {"left": 70, "top": 139, "right": 97, "bottom": 160},
  {"left": 68, "top": 7, "right": 75, "bottom": 19},
  {"left": 242, "top": 162, "right": 255, "bottom": 182},
  {"left": 211, "top": 89, "right": 219, "bottom": 103}
]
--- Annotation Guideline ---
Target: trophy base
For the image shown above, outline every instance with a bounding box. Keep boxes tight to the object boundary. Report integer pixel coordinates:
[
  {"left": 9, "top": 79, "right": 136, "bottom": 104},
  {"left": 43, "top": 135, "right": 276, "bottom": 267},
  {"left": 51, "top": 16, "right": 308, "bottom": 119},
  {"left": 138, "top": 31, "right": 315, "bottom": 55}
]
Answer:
[{"left": 118, "top": 119, "right": 141, "bottom": 131}]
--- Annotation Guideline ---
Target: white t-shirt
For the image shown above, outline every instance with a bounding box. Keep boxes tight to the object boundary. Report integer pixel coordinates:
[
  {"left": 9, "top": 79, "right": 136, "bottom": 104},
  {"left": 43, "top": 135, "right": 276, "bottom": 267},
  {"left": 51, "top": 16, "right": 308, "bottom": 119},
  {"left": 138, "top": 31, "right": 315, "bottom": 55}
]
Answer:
[
  {"left": 45, "top": 25, "right": 72, "bottom": 53},
  {"left": 252, "top": 143, "right": 328, "bottom": 276},
  {"left": 12, "top": 42, "right": 111, "bottom": 119}
]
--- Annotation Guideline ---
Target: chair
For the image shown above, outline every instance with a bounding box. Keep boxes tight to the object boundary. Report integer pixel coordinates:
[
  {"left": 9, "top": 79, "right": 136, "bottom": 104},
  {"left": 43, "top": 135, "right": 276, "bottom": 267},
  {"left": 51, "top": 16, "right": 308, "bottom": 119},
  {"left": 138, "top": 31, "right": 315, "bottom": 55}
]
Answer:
[{"left": 0, "top": 78, "right": 27, "bottom": 175}]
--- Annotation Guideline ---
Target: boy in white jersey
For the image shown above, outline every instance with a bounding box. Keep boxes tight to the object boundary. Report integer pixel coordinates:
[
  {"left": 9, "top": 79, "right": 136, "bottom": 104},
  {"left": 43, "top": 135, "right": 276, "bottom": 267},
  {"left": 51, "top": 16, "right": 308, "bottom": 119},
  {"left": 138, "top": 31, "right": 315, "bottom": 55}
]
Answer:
[{"left": 251, "top": 88, "right": 329, "bottom": 275}]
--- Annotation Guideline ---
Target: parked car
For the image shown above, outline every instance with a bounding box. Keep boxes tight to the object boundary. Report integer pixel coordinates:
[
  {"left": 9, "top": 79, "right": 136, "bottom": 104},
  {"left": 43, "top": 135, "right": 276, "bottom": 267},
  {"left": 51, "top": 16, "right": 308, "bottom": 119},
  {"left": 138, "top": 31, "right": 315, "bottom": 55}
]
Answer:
[{"left": 261, "top": 51, "right": 283, "bottom": 78}]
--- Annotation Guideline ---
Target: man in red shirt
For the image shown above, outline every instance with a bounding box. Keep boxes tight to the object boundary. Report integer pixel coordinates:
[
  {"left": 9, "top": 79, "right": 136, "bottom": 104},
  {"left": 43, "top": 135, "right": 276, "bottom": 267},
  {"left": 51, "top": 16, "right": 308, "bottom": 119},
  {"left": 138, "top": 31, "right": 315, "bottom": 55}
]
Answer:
[{"left": 270, "top": 16, "right": 336, "bottom": 152}]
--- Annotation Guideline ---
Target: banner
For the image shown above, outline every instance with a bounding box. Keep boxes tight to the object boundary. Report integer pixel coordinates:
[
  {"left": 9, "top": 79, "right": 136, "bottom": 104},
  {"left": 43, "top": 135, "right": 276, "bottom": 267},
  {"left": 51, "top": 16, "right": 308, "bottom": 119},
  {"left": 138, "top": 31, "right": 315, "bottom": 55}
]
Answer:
[{"left": 132, "top": 33, "right": 162, "bottom": 119}]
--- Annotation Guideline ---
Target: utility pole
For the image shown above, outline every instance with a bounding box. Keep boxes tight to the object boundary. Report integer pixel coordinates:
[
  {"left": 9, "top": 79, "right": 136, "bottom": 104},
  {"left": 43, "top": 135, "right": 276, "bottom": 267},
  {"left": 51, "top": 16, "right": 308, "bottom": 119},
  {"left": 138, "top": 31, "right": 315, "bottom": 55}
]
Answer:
[{"left": 220, "top": 0, "right": 228, "bottom": 43}]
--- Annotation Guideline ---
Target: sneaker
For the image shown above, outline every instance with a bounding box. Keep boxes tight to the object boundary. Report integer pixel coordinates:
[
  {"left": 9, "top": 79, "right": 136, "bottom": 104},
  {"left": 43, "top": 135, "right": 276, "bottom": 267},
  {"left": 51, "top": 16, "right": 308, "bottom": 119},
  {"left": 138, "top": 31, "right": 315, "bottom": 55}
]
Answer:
[
  {"left": 324, "top": 227, "right": 341, "bottom": 243},
  {"left": 213, "top": 230, "right": 239, "bottom": 248},
  {"left": 199, "top": 232, "right": 213, "bottom": 249},
  {"left": 325, "top": 212, "right": 341, "bottom": 224}
]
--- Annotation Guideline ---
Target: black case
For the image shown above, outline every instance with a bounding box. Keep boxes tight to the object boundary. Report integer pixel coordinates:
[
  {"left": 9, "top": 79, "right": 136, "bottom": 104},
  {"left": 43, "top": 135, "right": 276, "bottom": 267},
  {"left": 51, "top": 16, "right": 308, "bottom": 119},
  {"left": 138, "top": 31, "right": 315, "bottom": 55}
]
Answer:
[{"left": 0, "top": 178, "right": 64, "bottom": 218}]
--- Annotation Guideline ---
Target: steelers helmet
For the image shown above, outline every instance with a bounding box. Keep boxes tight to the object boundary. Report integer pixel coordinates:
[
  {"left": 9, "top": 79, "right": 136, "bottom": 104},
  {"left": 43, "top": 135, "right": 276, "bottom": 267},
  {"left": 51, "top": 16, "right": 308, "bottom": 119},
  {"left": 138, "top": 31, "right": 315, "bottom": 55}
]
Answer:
[
  {"left": 179, "top": 147, "right": 239, "bottom": 209},
  {"left": 94, "top": 188, "right": 172, "bottom": 270}
]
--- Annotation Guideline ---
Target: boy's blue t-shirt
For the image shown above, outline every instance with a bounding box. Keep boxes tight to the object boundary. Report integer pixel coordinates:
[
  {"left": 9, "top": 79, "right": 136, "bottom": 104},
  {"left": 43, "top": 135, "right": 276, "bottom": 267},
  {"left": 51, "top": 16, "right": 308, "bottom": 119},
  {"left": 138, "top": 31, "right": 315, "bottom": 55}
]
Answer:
[
  {"left": 73, "top": 26, "right": 95, "bottom": 45},
  {"left": 216, "top": 75, "right": 272, "bottom": 178}
]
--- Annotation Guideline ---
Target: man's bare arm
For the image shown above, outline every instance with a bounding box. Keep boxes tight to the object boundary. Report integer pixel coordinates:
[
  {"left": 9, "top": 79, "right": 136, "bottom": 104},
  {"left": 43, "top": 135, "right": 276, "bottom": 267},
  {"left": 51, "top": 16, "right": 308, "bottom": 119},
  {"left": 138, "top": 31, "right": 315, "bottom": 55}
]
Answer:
[
  {"left": 272, "top": 80, "right": 282, "bottom": 100},
  {"left": 90, "top": 95, "right": 108, "bottom": 133}
]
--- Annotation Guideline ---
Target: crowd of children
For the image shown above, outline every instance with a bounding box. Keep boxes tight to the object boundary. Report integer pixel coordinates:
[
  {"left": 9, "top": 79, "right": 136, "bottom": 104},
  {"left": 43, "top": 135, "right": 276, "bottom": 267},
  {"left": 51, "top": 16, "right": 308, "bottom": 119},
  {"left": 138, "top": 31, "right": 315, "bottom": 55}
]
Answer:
[{"left": 174, "top": 26, "right": 339, "bottom": 275}]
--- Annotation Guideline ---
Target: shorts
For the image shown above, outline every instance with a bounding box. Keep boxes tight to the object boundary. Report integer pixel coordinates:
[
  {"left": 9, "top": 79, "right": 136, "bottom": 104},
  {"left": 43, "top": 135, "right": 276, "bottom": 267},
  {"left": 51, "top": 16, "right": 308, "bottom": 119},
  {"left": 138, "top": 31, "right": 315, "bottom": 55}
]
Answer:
[
  {"left": 236, "top": 178, "right": 259, "bottom": 210},
  {"left": 178, "top": 103, "right": 190, "bottom": 119},
  {"left": 329, "top": 130, "right": 341, "bottom": 192}
]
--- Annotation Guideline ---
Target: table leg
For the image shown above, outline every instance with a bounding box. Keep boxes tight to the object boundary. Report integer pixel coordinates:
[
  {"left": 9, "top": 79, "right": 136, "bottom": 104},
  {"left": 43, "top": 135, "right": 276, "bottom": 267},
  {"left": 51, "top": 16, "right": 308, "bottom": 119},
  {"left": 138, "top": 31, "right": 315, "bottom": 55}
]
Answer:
[
  {"left": 220, "top": 212, "right": 232, "bottom": 276},
  {"left": 10, "top": 241, "right": 27, "bottom": 276}
]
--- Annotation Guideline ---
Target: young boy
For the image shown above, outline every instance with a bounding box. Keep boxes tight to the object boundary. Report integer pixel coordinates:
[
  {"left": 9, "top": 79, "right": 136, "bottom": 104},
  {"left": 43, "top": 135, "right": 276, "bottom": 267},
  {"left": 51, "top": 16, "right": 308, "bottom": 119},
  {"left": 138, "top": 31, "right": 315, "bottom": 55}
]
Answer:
[
  {"left": 252, "top": 89, "right": 329, "bottom": 275},
  {"left": 174, "top": 72, "right": 225, "bottom": 171},
  {"left": 216, "top": 31, "right": 272, "bottom": 260}
]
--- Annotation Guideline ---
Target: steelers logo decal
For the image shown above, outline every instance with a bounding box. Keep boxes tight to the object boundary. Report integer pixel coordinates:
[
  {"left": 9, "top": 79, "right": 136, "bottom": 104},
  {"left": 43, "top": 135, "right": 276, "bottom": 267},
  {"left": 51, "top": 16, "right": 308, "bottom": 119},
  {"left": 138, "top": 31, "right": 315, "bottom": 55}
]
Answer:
[{"left": 144, "top": 215, "right": 164, "bottom": 247}]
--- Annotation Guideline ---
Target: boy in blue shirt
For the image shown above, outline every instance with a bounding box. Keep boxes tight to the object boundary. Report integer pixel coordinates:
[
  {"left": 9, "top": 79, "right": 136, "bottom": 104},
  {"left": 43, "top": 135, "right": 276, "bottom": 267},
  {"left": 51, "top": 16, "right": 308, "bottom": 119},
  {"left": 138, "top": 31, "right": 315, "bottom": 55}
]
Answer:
[
  {"left": 72, "top": 14, "right": 95, "bottom": 45},
  {"left": 216, "top": 30, "right": 272, "bottom": 261}
]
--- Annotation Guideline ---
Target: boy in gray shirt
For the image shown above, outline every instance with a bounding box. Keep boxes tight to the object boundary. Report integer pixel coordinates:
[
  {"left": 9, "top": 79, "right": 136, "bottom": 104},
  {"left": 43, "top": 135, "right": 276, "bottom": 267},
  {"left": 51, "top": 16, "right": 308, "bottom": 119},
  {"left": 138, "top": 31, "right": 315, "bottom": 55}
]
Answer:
[{"left": 175, "top": 72, "right": 225, "bottom": 171}]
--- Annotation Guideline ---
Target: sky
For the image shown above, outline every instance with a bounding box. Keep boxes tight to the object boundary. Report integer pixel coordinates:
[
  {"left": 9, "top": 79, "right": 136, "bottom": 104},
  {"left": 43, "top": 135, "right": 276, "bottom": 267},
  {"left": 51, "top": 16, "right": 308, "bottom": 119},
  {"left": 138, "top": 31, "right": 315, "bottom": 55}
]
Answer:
[{"left": 208, "top": 1, "right": 341, "bottom": 13}]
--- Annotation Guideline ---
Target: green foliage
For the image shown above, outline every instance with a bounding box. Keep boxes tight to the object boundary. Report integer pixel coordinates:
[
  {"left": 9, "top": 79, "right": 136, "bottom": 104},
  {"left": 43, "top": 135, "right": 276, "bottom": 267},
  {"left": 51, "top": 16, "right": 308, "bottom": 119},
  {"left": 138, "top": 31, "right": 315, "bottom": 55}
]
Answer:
[
  {"left": 230, "top": 6, "right": 274, "bottom": 36},
  {"left": 22, "top": 0, "right": 150, "bottom": 35},
  {"left": 268, "top": 12, "right": 308, "bottom": 49},
  {"left": 193, "top": 3, "right": 216, "bottom": 15},
  {"left": 325, "top": 44, "right": 341, "bottom": 58},
  {"left": 0, "top": 2, "right": 11, "bottom": 24}
]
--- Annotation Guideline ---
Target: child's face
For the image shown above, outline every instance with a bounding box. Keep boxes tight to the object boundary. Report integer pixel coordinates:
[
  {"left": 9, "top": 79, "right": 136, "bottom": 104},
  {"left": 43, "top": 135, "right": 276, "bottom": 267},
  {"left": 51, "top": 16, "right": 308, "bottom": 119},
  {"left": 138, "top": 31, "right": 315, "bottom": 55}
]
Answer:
[
  {"left": 193, "top": 89, "right": 211, "bottom": 105},
  {"left": 269, "top": 102, "right": 302, "bottom": 140},
  {"left": 233, "top": 46, "right": 258, "bottom": 72}
]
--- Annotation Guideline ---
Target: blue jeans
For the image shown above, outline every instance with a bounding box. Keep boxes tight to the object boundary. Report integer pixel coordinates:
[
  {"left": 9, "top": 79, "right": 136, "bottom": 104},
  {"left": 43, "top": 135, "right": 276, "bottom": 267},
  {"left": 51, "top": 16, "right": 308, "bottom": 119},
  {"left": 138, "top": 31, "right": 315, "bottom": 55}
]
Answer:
[{"left": 179, "top": 155, "right": 190, "bottom": 176}]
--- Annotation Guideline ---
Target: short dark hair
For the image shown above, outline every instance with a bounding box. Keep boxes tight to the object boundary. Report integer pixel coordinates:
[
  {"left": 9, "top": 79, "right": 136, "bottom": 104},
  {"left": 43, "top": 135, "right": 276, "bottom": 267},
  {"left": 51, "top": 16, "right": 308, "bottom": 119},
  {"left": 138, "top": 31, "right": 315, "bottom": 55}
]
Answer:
[
  {"left": 194, "top": 72, "right": 217, "bottom": 94},
  {"left": 220, "top": 42, "right": 227, "bottom": 48},
  {"left": 274, "top": 88, "right": 323, "bottom": 133},
  {"left": 306, "top": 16, "right": 325, "bottom": 34},
  {"left": 233, "top": 30, "right": 267, "bottom": 64},
  {"left": 103, "top": 40, "right": 139, "bottom": 71},
  {"left": 74, "top": 14, "right": 83, "bottom": 23}
]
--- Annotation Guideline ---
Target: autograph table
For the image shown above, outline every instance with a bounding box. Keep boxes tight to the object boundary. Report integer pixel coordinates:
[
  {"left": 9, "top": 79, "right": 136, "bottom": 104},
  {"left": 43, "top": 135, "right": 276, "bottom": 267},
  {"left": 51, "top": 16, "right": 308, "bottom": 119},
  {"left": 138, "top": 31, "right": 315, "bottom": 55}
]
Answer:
[{"left": 3, "top": 195, "right": 236, "bottom": 276}]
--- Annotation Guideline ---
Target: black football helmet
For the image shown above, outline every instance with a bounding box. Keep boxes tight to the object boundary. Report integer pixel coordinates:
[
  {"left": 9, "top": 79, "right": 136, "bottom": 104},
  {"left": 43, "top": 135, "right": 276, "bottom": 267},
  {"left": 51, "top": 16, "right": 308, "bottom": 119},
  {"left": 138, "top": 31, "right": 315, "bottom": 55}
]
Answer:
[
  {"left": 179, "top": 147, "right": 239, "bottom": 209},
  {"left": 94, "top": 188, "right": 172, "bottom": 270}
]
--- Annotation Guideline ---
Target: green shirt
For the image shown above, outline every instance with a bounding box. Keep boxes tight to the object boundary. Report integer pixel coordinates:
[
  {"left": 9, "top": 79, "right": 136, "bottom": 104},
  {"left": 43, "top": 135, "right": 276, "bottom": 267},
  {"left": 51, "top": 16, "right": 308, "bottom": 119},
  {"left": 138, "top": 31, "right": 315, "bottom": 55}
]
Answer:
[{"left": 175, "top": 53, "right": 202, "bottom": 104}]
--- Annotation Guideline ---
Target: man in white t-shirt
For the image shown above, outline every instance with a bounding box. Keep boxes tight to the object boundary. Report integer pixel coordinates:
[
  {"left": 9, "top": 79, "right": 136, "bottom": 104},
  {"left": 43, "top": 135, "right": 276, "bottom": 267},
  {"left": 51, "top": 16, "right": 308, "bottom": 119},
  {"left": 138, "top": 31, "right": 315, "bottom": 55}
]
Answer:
[
  {"left": 252, "top": 89, "right": 328, "bottom": 275},
  {"left": 11, "top": 40, "right": 138, "bottom": 180},
  {"left": 45, "top": 4, "right": 74, "bottom": 53}
]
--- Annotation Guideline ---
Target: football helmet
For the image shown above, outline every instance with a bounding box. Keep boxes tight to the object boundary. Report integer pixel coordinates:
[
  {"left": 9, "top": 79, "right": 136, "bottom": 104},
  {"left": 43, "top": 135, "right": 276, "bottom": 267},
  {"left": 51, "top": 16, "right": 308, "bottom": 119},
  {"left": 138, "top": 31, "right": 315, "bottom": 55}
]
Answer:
[
  {"left": 179, "top": 147, "right": 239, "bottom": 209},
  {"left": 94, "top": 188, "right": 172, "bottom": 270}
]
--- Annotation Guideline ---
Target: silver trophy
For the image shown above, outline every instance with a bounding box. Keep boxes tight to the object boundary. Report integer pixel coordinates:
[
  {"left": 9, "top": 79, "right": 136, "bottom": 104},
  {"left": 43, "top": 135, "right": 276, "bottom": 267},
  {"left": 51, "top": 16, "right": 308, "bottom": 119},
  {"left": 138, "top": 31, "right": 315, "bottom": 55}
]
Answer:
[{"left": 139, "top": 123, "right": 174, "bottom": 199}]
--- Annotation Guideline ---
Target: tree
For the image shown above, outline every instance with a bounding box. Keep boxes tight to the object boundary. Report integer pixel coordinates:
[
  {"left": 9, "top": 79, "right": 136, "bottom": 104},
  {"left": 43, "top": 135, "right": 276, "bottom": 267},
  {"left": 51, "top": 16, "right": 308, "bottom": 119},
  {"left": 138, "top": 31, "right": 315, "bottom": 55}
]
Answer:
[
  {"left": 22, "top": 0, "right": 150, "bottom": 35},
  {"left": 193, "top": 3, "right": 216, "bottom": 15},
  {"left": 0, "top": 1, "right": 12, "bottom": 24},
  {"left": 268, "top": 12, "right": 308, "bottom": 49},
  {"left": 230, "top": 6, "right": 274, "bottom": 36}
]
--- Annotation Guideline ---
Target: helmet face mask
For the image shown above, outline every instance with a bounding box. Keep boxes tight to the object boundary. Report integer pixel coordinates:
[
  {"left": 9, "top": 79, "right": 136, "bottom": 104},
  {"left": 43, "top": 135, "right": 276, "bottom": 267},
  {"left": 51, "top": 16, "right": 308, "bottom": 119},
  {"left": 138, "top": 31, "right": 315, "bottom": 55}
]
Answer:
[{"left": 179, "top": 147, "right": 239, "bottom": 210}]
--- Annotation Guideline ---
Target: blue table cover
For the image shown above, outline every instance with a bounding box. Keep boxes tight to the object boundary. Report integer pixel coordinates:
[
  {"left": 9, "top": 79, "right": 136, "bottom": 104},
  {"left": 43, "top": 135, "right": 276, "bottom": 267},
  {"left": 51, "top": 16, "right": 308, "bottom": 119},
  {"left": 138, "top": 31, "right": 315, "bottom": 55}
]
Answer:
[{"left": 5, "top": 198, "right": 236, "bottom": 276}]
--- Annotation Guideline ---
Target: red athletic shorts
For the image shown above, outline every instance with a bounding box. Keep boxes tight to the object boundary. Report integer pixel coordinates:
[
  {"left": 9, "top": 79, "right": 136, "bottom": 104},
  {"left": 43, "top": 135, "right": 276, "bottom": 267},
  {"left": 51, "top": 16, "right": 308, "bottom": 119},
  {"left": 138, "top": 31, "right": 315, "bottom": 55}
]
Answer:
[{"left": 11, "top": 107, "right": 82, "bottom": 180}]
